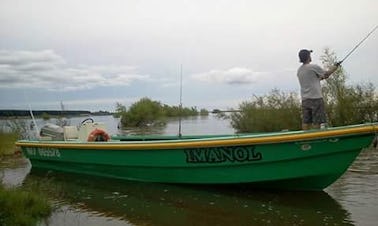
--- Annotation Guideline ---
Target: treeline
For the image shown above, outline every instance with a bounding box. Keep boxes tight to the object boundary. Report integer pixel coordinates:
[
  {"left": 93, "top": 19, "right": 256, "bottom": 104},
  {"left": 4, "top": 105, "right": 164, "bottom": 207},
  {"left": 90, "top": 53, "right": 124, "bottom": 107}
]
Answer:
[
  {"left": 0, "top": 110, "right": 92, "bottom": 118},
  {"left": 115, "top": 97, "right": 209, "bottom": 127},
  {"left": 228, "top": 48, "right": 378, "bottom": 133}
]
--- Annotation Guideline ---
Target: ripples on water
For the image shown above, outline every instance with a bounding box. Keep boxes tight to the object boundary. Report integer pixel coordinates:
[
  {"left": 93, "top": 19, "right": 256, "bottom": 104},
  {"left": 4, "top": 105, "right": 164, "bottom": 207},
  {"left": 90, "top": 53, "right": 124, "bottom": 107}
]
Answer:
[{"left": 326, "top": 148, "right": 378, "bottom": 226}]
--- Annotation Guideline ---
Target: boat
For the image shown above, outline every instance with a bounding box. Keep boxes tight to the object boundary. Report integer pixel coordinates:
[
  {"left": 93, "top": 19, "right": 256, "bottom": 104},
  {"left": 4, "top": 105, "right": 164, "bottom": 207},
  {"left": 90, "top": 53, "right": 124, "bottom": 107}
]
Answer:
[{"left": 15, "top": 119, "right": 378, "bottom": 191}]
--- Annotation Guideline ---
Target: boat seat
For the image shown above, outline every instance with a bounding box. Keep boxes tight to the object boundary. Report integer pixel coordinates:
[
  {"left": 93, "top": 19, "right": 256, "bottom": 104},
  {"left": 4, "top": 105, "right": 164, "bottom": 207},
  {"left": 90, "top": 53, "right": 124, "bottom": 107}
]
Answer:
[{"left": 64, "top": 126, "right": 79, "bottom": 140}]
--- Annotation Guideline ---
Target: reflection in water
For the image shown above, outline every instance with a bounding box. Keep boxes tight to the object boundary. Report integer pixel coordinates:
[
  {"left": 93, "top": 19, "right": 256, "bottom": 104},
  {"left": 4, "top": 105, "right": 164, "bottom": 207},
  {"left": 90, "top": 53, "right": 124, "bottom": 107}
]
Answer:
[
  {"left": 24, "top": 170, "right": 353, "bottom": 226},
  {"left": 120, "top": 124, "right": 167, "bottom": 136},
  {"left": 0, "top": 157, "right": 30, "bottom": 188},
  {"left": 326, "top": 148, "right": 378, "bottom": 226},
  {"left": 118, "top": 115, "right": 234, "bottom": 136}
]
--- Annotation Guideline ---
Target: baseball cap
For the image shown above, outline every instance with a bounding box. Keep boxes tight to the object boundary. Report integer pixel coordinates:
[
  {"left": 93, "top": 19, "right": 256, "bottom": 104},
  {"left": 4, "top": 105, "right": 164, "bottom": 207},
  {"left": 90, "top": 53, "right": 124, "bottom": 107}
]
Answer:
[{"left": 298, "top": 49, "right": 313, "bottom": 63}]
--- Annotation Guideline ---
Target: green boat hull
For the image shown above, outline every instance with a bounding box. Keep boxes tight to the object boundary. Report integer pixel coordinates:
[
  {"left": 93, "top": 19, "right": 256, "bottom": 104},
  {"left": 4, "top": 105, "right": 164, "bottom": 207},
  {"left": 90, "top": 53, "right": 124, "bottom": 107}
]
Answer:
[{"left": 16, "top": 124, "right": 377, "bottom": 190}]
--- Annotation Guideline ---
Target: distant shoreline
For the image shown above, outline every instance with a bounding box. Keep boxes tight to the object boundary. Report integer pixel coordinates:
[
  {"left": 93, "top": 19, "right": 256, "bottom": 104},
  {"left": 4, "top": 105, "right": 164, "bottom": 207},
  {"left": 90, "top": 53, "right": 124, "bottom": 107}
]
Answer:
[{"left": 0, "top": 110, "right": 112, "bottom": 118}]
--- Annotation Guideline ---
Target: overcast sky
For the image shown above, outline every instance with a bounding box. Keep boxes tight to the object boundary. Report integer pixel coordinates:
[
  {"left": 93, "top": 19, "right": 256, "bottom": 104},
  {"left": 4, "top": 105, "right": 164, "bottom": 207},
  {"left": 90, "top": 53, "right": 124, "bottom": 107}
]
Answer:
[{"left": 0, "top": 0, "right": 377, "bottom": 111}]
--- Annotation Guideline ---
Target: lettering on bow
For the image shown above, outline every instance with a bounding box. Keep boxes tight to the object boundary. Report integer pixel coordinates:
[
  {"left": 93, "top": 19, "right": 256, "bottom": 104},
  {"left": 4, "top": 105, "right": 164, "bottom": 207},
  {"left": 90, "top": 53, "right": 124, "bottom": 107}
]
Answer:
[
  {"left": 184, "top": 146, "right": 262, "bottom": 164},
  {"left": 25, "top": 147, "right": 61, "bottom": 158}
]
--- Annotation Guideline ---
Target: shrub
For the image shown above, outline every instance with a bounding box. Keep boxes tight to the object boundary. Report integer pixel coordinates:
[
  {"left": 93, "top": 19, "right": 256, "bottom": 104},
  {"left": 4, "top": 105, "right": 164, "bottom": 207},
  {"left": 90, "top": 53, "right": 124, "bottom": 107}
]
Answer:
[
  {"left": 0, "top": 118, "right": 29, "bottom": 156},
  {"left": 321, "top": 48, "right": 378, "bottom": 126},
  {"left": 230, "top": 89, "right": 301, "bottom": 133},
  {"left": 122, "top": 97, "right": 164, "bottom": 127},
  {"left": 116, "top": 98, "right": 201, "bottom": 127}
]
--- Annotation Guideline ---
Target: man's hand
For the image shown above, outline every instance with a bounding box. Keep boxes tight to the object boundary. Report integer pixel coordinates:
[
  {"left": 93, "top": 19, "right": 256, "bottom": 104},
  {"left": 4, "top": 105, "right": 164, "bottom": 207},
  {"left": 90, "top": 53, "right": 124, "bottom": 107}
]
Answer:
[{"left": 334, "top": 61, "right": 342, "bottom": 67}]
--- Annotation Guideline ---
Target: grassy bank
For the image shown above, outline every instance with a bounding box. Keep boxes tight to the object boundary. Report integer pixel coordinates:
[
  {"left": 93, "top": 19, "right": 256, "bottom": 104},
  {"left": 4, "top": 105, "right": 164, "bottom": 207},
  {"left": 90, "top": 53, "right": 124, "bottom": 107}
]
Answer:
[
  {"left": 1, "top": 132, "right": 53, "bottom": 225},
  {"left": 0, "top": 184, "right": 52, "bottom": 226},
  {"left": 0, "top": 132, "right": 18, "bottom": 156}
]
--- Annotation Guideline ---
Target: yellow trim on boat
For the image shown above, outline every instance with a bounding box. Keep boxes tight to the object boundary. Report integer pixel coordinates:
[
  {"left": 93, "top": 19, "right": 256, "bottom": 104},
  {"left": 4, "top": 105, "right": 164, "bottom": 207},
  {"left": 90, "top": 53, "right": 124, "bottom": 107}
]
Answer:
[{"left": 15, "top": 124, "right": 378, "bottom": 150}]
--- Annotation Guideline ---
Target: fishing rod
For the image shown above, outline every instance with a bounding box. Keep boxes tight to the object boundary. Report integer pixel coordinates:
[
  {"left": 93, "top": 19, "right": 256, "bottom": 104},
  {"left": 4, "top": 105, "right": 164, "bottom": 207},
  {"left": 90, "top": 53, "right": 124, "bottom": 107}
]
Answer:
[
  {"left": 338, "top": 25, "right": 378, "bottom": 65},
  {"left": 28, "top": 103, "right": 40, "bottom": 138}
]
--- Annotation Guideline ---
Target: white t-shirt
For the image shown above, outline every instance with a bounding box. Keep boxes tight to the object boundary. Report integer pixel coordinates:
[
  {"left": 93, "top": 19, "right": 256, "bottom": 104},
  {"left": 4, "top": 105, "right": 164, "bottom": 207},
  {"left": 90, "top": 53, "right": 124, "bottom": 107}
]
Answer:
[{"left": 297, "top": 64, "right": 326, "bottom": 100}]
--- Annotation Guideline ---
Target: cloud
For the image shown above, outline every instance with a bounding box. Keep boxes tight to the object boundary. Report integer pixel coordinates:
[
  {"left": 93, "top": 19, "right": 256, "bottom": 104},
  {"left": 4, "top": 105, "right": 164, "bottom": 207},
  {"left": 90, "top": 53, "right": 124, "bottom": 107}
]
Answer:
[
  {"left": 191, "top": 67, "right": 261, "bottom": 85},
  {"left": 0, "top": 49, "right": 65, "bottom": 66},
  {"left": 0, "top": 50, "right": 150, "bottom": 91}
]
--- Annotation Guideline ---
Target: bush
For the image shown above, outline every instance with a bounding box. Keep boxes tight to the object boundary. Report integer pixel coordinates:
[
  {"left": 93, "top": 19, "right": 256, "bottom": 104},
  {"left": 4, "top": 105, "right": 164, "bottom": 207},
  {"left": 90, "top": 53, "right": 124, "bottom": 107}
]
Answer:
[
  {"left": 1, "top": 118, "right": 29, "bottom": 139},
  {"left": 199, "top": 108, "right": 209, "bottom": 116},
  {"left": 321, "top": 48, "right": 378, "bottom": 126},
  {"left": 0, "top": 118, "right": 29, "bottom": 156},
  {"left": 41, "top": 112, "right": 50, "bottom": 121},
  {"left": 113, "top": 102, "right": 127, "bottom": 118},
  {"left": 116, "top": 98, "right": 201, "bottom": 127},
  {"left": 122, "top": 97, "right": 165, "bottom": 127},
  {"left": 230, "top": 89, "right": 302, "bottom": 133}
]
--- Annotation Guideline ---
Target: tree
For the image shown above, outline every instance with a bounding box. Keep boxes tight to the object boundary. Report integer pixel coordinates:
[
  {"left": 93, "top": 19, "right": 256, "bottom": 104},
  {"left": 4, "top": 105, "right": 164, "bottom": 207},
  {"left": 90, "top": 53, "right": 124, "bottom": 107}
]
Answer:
[
  {"left": 199, "top": 108, "right": 209, "bottom": 116},
  {"left": 116, "top": 98, "right": 204, "bottom": 128},
  {"left": 321, "top": 48, "right": 378, "bottom": 126},
  {"left": 41, "top": 112, "right": 50, "bottom": 121},
  {"left": 114, "top": 102, "right": 127, "bottom": 118},
  {"left": 121, "top": 98, "right": 164, "bottom": 127}
]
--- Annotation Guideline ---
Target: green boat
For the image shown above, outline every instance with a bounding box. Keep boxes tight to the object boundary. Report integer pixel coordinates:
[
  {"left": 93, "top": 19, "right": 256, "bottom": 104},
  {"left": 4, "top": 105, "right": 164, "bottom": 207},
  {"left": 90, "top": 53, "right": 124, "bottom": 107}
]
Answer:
[{"left": 15, "top": 121, "right": 378, "bottom": 191}]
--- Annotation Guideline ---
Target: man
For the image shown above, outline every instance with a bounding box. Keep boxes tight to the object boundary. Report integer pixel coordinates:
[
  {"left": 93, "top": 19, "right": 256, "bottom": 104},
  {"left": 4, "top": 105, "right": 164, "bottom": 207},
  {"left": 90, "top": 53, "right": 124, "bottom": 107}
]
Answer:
[{"left": 297, "top": 49, "right": 339, "bottom": 130}]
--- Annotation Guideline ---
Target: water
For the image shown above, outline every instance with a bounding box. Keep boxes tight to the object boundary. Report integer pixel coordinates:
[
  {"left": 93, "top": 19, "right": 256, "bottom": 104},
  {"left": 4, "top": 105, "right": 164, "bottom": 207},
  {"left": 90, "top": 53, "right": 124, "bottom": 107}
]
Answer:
[
  {"left": 0, "top": 114, "right": 234, "bottom": 136},
  {"left": 1, "top": 115, "right": 378, "bottom": 226}
]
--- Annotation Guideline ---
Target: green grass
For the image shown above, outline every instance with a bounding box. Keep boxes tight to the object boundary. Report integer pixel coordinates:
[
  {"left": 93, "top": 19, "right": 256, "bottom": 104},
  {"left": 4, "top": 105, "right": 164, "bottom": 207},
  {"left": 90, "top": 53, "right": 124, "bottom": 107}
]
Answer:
[
  {"left": 0, "top": 184, "right": 52, "bottom": 226},
  {"left": 0, "top": 132, "right": 19, "bottom": 156},
  {"left": 1, "top": 132, "right": 52, "bottom": 225}
]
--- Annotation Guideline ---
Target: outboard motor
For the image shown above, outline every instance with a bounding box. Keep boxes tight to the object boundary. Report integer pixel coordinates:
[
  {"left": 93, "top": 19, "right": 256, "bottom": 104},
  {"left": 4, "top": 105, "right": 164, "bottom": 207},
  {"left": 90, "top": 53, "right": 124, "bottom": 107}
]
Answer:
[{"left": 39, "top": 123, "right": 64, "bottom": 140}]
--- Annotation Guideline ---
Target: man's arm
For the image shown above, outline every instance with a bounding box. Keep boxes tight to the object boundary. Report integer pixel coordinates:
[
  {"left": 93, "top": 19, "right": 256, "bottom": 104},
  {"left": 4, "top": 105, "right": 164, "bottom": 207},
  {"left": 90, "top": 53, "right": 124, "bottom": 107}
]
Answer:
[{"left": 323, "top": 65, "right": 339, "bottom": 79}]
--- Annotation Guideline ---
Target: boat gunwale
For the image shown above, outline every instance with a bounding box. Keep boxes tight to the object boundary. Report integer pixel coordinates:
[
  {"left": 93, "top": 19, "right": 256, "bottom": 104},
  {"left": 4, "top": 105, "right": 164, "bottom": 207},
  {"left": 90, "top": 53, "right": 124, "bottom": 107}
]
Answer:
[{"left": 15, "top": 123, "right": 378, "bottom": 150}]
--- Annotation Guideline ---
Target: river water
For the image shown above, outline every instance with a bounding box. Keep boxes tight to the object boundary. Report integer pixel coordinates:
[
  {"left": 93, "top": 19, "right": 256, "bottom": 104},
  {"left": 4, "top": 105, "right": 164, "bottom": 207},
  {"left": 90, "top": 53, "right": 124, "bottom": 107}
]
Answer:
[{"left": 1, "top": 115, "right": 378, "bottom": 226}]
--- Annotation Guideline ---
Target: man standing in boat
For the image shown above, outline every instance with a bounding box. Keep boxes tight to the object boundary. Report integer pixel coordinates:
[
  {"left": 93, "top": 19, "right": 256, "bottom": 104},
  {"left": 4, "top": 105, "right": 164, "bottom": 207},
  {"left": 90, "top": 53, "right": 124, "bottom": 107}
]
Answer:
[{"left": 297, "top": 49, "right": 339, "bottom": 130}]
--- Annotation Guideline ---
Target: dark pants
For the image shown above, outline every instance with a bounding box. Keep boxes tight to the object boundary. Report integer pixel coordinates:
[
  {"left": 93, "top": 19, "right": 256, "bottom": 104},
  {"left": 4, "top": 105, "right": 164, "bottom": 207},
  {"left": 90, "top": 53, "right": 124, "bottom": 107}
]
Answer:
[{"left": 301, "top": 98, "right": 326, "bottom": 124}]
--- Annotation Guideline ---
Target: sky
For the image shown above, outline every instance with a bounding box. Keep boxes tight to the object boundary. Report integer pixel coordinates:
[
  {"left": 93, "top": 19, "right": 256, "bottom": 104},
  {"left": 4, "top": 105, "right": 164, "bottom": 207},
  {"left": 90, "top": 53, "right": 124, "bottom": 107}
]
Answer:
[{"left": 0, "top": 0, "right": 377, "bottom": 112}]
